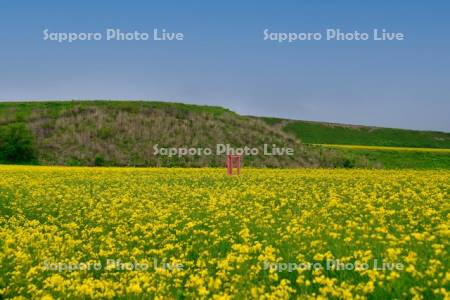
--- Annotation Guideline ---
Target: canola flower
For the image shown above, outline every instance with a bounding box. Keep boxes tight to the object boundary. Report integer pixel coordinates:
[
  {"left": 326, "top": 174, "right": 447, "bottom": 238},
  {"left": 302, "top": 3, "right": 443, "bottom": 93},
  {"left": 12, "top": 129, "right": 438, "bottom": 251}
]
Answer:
[{"left": 0, "top": 166, "right": 449, "bottom": 299}]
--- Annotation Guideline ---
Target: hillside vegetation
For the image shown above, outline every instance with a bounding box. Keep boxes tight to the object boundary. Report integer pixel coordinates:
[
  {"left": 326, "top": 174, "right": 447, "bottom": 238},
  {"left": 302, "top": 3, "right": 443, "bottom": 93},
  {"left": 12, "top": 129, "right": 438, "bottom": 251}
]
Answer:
[
  {"left": 0, "top": 101, "right": 358, "bottom": 168},
  {"left": 1, "top": 101, "right": 448, "bottom": 169}
]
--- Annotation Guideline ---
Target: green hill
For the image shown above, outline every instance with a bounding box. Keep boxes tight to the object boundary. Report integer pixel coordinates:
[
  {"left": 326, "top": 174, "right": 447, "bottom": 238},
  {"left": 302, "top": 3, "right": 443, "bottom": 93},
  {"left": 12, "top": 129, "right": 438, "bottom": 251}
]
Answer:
[{"left": 0, "top": 101, "right": 448, "bottom": 169}]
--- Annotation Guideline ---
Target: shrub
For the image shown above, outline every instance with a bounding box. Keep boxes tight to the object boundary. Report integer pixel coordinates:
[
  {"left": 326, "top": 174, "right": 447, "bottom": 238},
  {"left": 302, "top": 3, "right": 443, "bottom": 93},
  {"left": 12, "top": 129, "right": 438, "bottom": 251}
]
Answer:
[
  {"left": 94, "top": 155, "right": 106, "bottom": 166},
  {"left": 0, "top": 123, "right": 37, "bottom": 164}
]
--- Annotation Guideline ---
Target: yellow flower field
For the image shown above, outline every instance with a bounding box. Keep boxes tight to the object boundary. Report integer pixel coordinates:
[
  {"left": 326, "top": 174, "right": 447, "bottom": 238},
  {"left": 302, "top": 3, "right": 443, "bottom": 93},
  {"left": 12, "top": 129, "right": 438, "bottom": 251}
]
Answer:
[{"left": 0, "top": 166, "right": 449, "bottom": 299}]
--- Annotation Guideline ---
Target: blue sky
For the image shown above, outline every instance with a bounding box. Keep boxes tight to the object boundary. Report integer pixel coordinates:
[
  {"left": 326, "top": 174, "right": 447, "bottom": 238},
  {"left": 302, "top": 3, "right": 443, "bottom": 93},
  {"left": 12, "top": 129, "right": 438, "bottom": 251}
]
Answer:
[{"left": 0, "top": 1, "right": 449, "bottom": 131}]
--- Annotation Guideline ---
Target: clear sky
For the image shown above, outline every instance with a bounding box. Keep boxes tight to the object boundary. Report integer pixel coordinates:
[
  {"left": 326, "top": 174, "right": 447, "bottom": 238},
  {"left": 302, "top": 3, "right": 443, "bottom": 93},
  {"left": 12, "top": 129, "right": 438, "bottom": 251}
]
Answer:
[{"left": 1, "top": 1, "right": 449, "bottom": 131}]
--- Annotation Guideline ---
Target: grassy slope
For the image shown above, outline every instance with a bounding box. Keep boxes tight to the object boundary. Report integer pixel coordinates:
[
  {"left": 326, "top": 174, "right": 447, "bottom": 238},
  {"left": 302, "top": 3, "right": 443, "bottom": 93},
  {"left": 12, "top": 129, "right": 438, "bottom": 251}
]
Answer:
[
  {"left": 0, "top": 100, "right": 233, "bottom": 122},
  {"left": 261, "top": 118, "right": 450, "bottom": 148}
]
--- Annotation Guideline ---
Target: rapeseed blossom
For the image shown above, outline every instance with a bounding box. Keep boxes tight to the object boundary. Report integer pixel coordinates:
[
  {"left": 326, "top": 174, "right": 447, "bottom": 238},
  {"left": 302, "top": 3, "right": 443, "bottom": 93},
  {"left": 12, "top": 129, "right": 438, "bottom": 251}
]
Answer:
[{"left": 0, "top": 166, "right": 448, "bottom": 299}]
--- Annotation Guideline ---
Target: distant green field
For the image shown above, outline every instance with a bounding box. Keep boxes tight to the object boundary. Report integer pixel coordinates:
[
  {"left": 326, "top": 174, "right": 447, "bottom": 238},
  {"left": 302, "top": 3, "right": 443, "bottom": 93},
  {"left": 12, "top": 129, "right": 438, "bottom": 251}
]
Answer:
[
  {"left": 314, "top": 144, "right": 450, "bottom": 153},
  {"left": 275, "top": 120, "right": 450, "bottom": 169},
  {"left": 315, "top": 145, "right": 450, "bottom": 170},
  {"left": 277, "top": 120, "right": 450, "bottom": 149}
]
